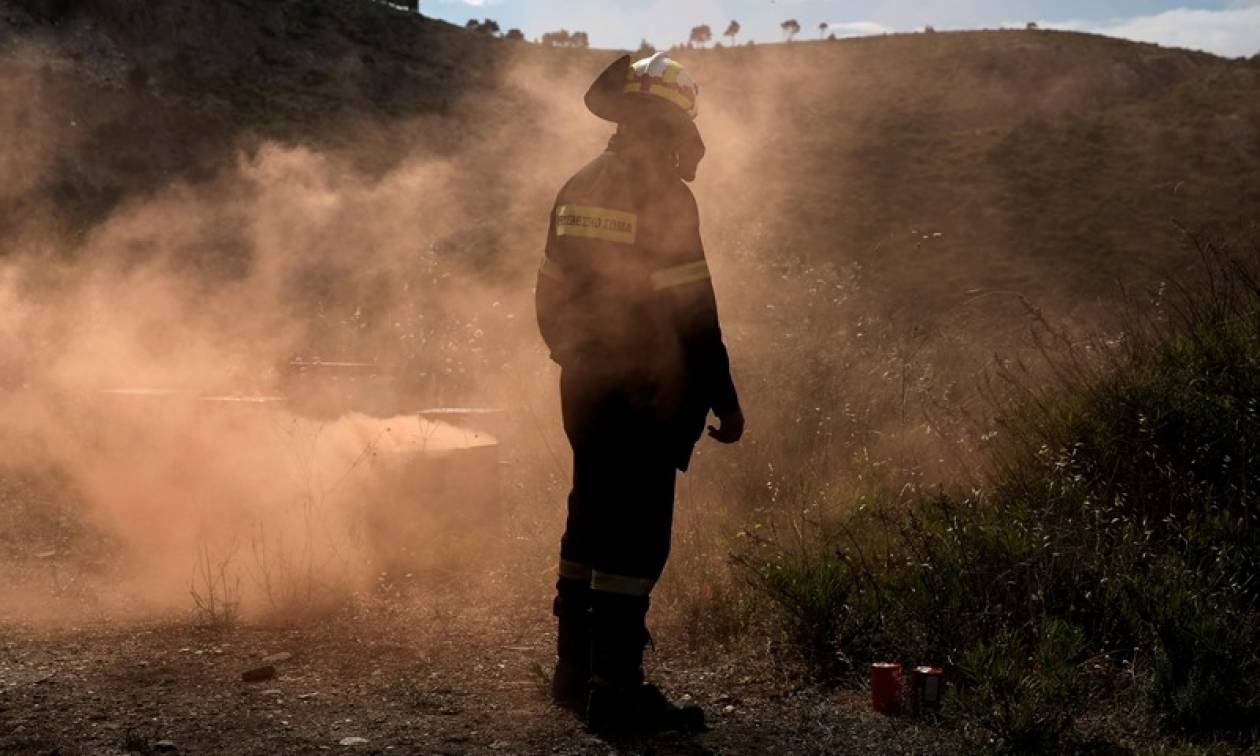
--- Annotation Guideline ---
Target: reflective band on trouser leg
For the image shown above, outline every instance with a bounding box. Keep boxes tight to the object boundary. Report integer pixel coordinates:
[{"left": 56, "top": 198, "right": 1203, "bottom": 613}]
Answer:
[
  {"left": 651, "top": 260, "right": 710, "bottom": 291},
  {"left": 559, "top": 559, "right": 593, "bottom": 581},
  {"left": 590, "top": 570, "right": 655, "bottom": 597}
]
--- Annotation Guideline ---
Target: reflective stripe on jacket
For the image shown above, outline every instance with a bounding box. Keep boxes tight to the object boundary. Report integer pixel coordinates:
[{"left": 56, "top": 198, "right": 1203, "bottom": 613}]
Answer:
[{"left": 535, "top": 135, "right": 739, "bottom": 460}]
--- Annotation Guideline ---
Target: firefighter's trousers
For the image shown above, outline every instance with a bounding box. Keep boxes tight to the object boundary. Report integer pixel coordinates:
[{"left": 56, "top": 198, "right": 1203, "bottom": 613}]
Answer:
[{"left": 554, "top": 366, "right": 678, "bottom": 688}]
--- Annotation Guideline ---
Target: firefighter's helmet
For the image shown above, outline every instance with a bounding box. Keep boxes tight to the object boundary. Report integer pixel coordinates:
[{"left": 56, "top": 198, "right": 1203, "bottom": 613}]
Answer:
[{"left": 586, "top": 52, "right": 699, "bottom": 126}]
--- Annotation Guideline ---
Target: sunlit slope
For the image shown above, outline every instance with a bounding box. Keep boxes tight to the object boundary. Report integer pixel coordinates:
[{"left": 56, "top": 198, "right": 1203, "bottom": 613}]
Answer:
[
  {"left": 3, "top": 0, "right": 1258, "bottom": 324},
  {"left": 690, "top": 32, "right": 1260, "bottom": 321}
]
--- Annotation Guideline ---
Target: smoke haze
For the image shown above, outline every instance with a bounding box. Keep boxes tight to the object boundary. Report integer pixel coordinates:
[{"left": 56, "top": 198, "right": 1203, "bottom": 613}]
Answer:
[{"left": 1, "top": 5, "right": 1256, "bottom": 627}]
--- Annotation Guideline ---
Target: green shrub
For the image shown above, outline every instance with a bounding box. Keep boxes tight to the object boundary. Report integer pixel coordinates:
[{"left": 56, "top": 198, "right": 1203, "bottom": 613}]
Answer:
[
  {"left": 1126, "top": 552, "right": 1260, "bottom": 735},
  {"left": 743, "top": 228, "right": 1260, "bottom": 745},
  {"left": 955, "top": 619, "right": 1089, "bottom": 751},
  {"left": 746, "top": 549, "right": 867, "bottom": 676}
]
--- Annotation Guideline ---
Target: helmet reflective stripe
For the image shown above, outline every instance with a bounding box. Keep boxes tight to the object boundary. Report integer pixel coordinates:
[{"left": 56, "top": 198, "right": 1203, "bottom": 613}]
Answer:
[
  {"left": 624, "top": 52, "right": 699, "bottom": 119},
  {"left": 635, "top": 51, "right": 675, "bottom": 79}
]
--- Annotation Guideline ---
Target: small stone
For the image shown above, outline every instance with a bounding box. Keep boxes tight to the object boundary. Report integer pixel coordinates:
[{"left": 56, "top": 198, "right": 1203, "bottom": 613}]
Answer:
[
  {"left": 722, "top": 704, "right": 736, "bottom": 714},
  {"left": 261, "top": 689, "right": 283, "bottom": 696},
  {"left": 263, "top": 652, "right": 293, "bottom": 664},
  {"left": 489, "top": 741, "right": 511, "bottom": 750},
  {"left": 339, "top": 736, "right": 369, "bottom": 747},
  {"left": 241, "top": 665, "right": 277, "bottom": 683},
  {"left": 154, "top": 740, "right": 178, "bottom": 753}
]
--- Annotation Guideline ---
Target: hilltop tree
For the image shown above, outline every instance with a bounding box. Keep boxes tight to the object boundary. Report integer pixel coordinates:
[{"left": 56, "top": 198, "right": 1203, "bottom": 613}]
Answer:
[
  {"left": 404, "top": 0, "right": 418, "bottom": 12},
  {"left": 724, "top": 20, "right": 740, "bottom": 45},
  {"left": 688, "top": 24, "right": 712, "bottom": 48},
  {"left": 505, "top": 28, "right": 525, "bottom": 42},
  {"left": 781, "top": 19, "right": 800, "bottom": 42},
  {"left": 541, "top": 30, "right": 571, "bottom": 47},
  {"left": 478, "top": 19, "right": 501, "bottom": 35},
  {"left": 819, "top": 21, "right": 828, "bottom": 38},
  {"left": 635, "top": 39, "right": 657, "bottom": 58},
  {"left": 541, "top": 30, "right": 588, "bottom": 48},
  {"left": 466, "top": 19, "right": 478, "bottom": 31}
]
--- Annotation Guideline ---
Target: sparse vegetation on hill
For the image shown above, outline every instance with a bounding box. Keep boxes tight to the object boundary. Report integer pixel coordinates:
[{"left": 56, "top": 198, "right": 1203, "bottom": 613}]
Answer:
[
  {"left": 466, "top": 18, "right": 499, "bottom": 36},
  {"left": 689, "top": 24, "right": 712, "bottom": 48},
  {"left": 687, "top": 30, "right": 1260, "bottom": 328},
  {"left": 1, "top": 0, "right": 513, "bottom": 244},
  {"left": 4, "top": 4, "right": 1256, "bottom": 330},
  {"left": 540, "top": 29, "right": 590, "bottom": 48}
]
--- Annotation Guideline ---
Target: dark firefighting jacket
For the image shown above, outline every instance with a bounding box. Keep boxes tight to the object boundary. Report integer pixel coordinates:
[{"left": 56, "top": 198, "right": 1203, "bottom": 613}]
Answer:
[{"left": 535, "top": 133, "right": 739, "bottom": 470}]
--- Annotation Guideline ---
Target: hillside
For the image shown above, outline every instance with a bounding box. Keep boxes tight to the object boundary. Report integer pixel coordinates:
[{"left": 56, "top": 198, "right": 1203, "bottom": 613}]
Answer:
[
  {"left": 0, "top": 0, "right": 513, "bottom": 243},
  {"left": 2, "top": 1, "right": 1258, "bottom": 333},
  {"left": 688, "top": 32, "right": 1260, "bottom": 324}
]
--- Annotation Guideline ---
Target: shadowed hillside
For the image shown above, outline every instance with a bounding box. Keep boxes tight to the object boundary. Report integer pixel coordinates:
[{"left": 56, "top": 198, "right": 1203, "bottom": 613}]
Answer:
[
  {"left": 3, "top": 1, "right": 1258, "bottom": 330},
  {"left": 0, "top": 0, "right": 539, "bottom": 246}
]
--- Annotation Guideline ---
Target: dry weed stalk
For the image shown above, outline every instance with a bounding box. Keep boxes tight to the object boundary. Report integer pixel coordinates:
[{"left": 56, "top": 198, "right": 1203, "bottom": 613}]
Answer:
[{"left": 190, "top": 538, "right": 241, "bottom": 629}]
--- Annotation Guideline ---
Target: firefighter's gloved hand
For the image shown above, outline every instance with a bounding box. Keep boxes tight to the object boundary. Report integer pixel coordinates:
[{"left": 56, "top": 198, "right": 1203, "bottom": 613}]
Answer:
[{"left": 707, "top": 409, "right": 744, "bottom": 444}]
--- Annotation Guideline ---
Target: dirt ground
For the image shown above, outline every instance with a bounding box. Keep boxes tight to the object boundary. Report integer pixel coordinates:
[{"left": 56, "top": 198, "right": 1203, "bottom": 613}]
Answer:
[{"left": 0, "top": 588, "right": 957, "bottom": 756}]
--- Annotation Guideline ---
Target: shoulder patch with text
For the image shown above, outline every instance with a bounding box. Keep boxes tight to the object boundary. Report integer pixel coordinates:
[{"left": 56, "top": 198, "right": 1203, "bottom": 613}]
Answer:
[{"left": 554, "top": 205, "right": 637, "bottom": 245}]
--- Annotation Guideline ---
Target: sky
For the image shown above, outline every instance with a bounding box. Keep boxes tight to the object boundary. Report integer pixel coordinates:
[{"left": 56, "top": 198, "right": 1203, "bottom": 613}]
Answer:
[{"left": 419, "top": 0, "right": 1260, "bottom": 58}]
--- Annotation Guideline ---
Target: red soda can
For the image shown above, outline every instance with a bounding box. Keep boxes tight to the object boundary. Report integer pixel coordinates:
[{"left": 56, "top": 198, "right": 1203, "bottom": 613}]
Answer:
[
  {"left": 870, "top": 662, "right": 902, "bottom": 714},
  {"left": 910, "top": 666, "right": 945, "bottom": 714}
]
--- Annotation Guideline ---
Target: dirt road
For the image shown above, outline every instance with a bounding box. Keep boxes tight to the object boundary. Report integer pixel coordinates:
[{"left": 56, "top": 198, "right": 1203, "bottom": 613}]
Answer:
[{"left": 1, "top": 595, "right": 953, "bottom": 755}]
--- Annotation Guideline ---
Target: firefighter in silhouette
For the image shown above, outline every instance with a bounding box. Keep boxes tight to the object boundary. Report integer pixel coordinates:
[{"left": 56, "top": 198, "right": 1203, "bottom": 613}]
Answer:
[{"left": 535, "top": 52, "right": 744, "bottom": 735}]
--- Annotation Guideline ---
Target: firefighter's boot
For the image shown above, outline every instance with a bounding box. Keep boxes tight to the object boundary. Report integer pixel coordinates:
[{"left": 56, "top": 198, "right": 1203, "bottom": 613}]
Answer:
[
  {"left": 552, "top": 576, "right": 591, "bottom": 715},
  {"left": 586, "top": 591, "right": 706, "bottom": 736}
]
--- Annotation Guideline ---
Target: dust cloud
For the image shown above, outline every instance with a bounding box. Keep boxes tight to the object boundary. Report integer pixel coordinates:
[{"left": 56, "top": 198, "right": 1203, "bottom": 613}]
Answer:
[
  {"left": 0, "top": 39, "right": 759, "bottom": 624},
  {"left": 0, "top": 31, "right": 1052, "bottom": 627},
  {"left": 0, "top": 45, "right": 602, "bottom": 622}
]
